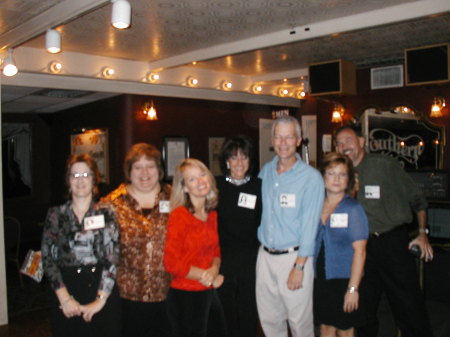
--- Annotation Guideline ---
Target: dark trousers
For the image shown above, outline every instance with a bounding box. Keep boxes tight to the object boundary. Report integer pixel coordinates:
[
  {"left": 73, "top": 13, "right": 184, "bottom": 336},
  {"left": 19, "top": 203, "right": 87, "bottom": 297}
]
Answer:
[
  {"left": 50, "top": 265, "right": 121, "bottom": 337},
  {"left": 357, "top": 225, "right": 433, "bottom": 337},
  {"left": 166, "top": 287, "right": 226, "bottom": 337},
  {"left": 217, "top": 250, "right": 258, "bottom": 337},
  {"left": 121, "top": 298, "right": 172, "bottom": 337}
]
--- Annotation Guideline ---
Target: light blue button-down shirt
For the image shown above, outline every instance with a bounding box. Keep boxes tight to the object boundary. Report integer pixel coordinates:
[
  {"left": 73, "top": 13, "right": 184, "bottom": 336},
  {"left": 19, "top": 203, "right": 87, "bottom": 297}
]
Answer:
[{"left": 258, "top": 154, "right": 324, "bottom": 257}]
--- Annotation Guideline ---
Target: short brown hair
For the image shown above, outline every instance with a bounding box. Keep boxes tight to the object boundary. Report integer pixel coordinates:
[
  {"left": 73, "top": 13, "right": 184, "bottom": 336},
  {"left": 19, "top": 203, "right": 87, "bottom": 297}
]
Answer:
[
  {"left": 319, "top": 152, "right": 355, "bottom": 193},
  {"left": 65, "top": 153, "right": 101, "bottom": 198},
  {"left": 123, "top": 143, "right": 164, "bottom": 183}
]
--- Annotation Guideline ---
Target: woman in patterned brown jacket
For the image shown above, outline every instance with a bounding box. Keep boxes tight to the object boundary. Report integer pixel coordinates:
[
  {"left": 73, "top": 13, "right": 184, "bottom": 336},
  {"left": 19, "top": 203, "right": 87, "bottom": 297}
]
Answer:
[{"left": 102, "top": 143, "right": 172, "bottom": 337}]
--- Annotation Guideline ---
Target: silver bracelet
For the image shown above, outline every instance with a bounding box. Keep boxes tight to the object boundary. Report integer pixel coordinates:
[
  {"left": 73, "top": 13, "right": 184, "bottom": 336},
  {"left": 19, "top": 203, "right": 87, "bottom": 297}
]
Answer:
[{"left": 347, "top": 286, "right": 358, "bottom": 294}]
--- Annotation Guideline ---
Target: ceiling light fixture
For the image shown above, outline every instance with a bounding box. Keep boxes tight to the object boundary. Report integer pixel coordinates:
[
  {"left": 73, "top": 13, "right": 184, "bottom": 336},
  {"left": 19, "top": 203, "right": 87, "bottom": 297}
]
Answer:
[
  {"left": 331, "top": 104, "right": 345, "bottom": 123},
  {"left": 143, "top": 101, "right": 158, "bottom": 120},
  {"left": 2, "top": 49, "right": 18, "bottom": 77},
  {"left": 221, "top": 81, "right": 233, "bottom": 90},
  {"left": 147, "top": 72, "right": 160, "bottom": 82},
  {"left": 49, "top": 61, "right": 62, "bottom": 73},
  {"left": 46, "top": 29, "right": 61, "bottom": 54},
  {"left": 101, "top": 66, "right": 115, "bottom": 78},
  {"left": 186, "top": 76, "right": 199, "bottom": 87},
  {"left": 111, "top": 0, "right": 131, "bottom": 29},
  {"left": 295, "top": 90, "right": 306, "bottom": 99},
  {"left": 430, "top": 96, "right": 445, "bottom": 118},
  {"left": 278, "top": 87, "right": 290, "bottom": 97},
  {"left": 251, "top": 84, "right": 263, "bottom": 94}
]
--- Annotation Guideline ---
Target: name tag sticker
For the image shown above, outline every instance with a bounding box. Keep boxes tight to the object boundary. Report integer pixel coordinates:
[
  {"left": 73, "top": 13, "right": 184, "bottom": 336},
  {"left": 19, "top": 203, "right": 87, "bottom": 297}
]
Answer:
[
  {"left": 280, "top": 194, "right": 296, "bottom": 208},
  {"left": 237, "top": 193, "right": 257, "bottom": 209},
  {"left": 84, "top": 215, "right": 105, "bottom": 231},
  {"left": 159, "top": 200, "right": 170, "bottom": 213},
  {"left": 365, "top": 185, "right": 380, "bottom": 199},
  {"left": 330, "top": 213, "right": 348, "bottom": 228}
]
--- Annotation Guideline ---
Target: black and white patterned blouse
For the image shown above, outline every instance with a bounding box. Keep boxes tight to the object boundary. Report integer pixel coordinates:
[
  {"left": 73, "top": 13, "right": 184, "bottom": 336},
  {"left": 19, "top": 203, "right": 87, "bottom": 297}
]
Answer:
[{"left": 41, "top": 200, "right": 119, "bottom": 294}]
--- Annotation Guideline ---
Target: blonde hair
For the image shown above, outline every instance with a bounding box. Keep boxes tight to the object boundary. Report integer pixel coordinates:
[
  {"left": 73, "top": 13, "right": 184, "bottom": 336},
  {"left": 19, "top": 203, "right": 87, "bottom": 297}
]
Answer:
[{"left": 170, "top": 158, "right": 218, "bottom": 213}]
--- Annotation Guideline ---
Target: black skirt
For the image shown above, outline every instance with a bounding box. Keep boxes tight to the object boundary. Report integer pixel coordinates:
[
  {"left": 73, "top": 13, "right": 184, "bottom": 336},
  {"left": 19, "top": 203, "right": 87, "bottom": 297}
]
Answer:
[
  {"left": 50, "top": 265, "right": 122, "bottom": 337},
  {"left": 313, "top": 243, "right": 365, "bottom": 330}
]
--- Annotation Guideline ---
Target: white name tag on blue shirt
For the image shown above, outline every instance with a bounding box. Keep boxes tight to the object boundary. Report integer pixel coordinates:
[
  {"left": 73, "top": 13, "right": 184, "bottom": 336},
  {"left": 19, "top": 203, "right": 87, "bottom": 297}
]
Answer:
[
  {"left": 238, "top": 193, "right": 257, "bottom": 209},
  {"left": 159, "top": 200, "right": 170, "bottom": 213},
  {"left": 330, "top": 213, "right": 348, "bottom": 228},
  {"left": 280, "top": 193, "right": 296, "bottom": 208},
  {"left": 84, "top": 214, "right": 105, "bottom": 230},
  {"left": 365, "top": 185, "right": 380, "bottom": 199}
]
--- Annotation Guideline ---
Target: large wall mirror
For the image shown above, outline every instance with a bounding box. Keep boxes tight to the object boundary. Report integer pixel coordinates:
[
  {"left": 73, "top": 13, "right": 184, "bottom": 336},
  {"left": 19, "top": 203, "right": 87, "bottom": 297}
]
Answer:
[{"left": 2, "top": 123, "right": 32, "bottom": 198}]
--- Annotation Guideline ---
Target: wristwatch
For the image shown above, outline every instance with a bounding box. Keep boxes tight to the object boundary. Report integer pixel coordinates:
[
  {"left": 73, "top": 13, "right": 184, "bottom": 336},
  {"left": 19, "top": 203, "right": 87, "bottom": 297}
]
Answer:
[
  {"left": 418, "top": 228, "right": 429, "bottom": 235},
  {"left": 347, "top": 286, "right": 358, "bottom": 294},
  {"left": 293, "top": 263, "right": 304, "bottom": 271}
]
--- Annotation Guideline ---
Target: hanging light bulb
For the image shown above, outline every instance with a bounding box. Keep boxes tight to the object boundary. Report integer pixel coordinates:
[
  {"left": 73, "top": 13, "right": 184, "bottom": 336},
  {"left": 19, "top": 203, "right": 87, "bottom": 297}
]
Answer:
[
  {"left": 46, "top": 29, "right": 61, "bottom": 54},
  {"left": 143, "top": 101, "right": 158, "bottom": 120},
  {"left": 2, "top": 49, "right": 18, "bottom": 77},
  {"left": 111, "top": 0, "right": 131, "bottom": 29}
]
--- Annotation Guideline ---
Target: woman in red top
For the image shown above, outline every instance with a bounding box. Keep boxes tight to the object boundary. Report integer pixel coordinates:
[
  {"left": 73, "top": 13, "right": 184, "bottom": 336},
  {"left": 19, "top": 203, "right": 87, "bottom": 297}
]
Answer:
[{"left": 164, "top": 158, "right": 226, "bottom": 337}]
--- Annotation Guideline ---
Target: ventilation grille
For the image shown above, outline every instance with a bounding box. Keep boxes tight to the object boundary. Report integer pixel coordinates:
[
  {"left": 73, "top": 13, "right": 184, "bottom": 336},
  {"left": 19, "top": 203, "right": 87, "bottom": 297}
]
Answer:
[{"left": 371, "top": 65, "right": 403, "bottom": 89}]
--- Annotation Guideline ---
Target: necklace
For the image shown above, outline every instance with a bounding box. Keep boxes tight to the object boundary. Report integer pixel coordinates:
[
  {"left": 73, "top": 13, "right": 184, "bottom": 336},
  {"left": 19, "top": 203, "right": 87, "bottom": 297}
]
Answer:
[{"left": 225, "top": 175, "right": 250, "bottom": 186}]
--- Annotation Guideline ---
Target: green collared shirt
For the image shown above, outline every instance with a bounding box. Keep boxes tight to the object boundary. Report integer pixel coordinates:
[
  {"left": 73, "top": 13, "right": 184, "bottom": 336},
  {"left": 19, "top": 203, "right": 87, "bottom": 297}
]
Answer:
[{"left": 355, "top": 153, "right": 427, "bottom": 233}]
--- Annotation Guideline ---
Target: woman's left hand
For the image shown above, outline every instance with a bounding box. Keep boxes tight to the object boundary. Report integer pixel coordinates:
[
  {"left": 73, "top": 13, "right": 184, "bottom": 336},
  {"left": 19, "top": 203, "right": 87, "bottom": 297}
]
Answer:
[
  {"left": 79, "top": 298, "right": 106, "bottom": 322},
  {"left": 200, "top": 265, "right": 219, "bottom": 287},
  {"left": 343, "top": 292, "right": 359, "bottom": 313}
]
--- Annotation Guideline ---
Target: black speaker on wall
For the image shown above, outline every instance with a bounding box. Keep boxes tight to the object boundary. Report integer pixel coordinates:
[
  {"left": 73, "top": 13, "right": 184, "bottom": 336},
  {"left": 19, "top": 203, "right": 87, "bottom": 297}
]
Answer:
[
  {"left": 308, "top": 59, "right": 356, "bottom": 96},
  {"left": 405, "top": 43, "right": 450, "bottom": 86}
]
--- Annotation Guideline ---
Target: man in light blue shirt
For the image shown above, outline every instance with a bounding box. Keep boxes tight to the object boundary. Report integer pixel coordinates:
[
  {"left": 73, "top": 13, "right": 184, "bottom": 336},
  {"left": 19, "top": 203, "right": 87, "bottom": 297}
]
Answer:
[{"left": 256, "top": 116, "right": 324, "bottom": 337}]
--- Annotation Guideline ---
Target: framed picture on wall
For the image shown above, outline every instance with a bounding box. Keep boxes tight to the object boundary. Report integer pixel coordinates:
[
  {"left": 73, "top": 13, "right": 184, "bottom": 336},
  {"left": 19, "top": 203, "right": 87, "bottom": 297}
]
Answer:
[
  {"left": 70, "top": 128, "right": 109, "bottom": 183},
  {"left": 162, "top": 136, "right": 190, "bottom": 181},
  {"left": 208, "top": 137, "right": 225, "bottom": 176}
]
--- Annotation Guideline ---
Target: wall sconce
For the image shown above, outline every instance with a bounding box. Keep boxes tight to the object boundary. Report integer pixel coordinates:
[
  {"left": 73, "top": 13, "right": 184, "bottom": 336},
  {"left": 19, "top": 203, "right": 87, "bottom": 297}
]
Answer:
[
  {"left": 46, "top": 29, "right": 61, "bottom": 54},
  {"left": 186, "top": 76, "right": 199, "bottom": 87},
  {"left": 430, "top": 97, "right": 445, "bottom": 118},
  {"left": 143, "top": 101, "right": 158, "bottom": 120},
  {"left": 2, "top": 48, "right": 18, "bottom": 77},
  {"left": 101, "top": 66, "right": 115, "bottom": 78},
  {"left": 48, "top": 61, "right": 62, "bottom": 73},
  {"left": 147, "top": 72, "right": 160, "bottom": 82},
  {"left": 111, "top": 0, "right": 131, "bottom": 29},
  {"left": 220, "top": 81, "right": 233, "bottom": 90},
  {"left": 251, "top": 84, "right": 263, "bottom": 94},
  {"left": 331, "top": 104, "right": 345, "bottom": 123}
]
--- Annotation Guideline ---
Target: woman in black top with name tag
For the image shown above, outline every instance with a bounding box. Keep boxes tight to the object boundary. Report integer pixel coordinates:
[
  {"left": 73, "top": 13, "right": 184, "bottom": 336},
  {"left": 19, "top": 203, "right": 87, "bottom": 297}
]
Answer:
[
  {"left": 214, "top": 135, "right": 262, "bottom": 337},
  {"left": 41, "top": 154, "right": 121, "bottom": 337}
]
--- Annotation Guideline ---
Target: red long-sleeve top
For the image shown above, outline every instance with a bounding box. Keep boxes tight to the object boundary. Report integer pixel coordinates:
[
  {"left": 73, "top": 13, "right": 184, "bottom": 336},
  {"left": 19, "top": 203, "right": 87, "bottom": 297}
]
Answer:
[{"left": 164, "top": 206, "right": 221, "bottom": 291}]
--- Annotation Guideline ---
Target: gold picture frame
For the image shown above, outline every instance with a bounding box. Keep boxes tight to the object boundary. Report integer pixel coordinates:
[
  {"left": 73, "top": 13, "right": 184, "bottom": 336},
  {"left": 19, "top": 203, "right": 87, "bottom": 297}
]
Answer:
[{"left": 70, "top": 128, "right": 109, "bottom": 183}]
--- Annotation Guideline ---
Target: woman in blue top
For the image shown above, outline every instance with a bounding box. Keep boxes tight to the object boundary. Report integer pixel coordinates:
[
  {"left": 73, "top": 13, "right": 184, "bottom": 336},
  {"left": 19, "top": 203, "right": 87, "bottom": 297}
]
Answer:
[{"left": 314, "top": 152, "right": 369, "bottom": 337}]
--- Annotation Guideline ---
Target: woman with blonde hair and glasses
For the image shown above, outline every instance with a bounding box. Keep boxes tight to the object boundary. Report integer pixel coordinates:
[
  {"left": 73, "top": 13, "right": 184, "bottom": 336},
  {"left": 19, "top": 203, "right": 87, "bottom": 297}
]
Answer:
[{"left": 164, "top": 158, "right": 226, "bottom": 337}]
